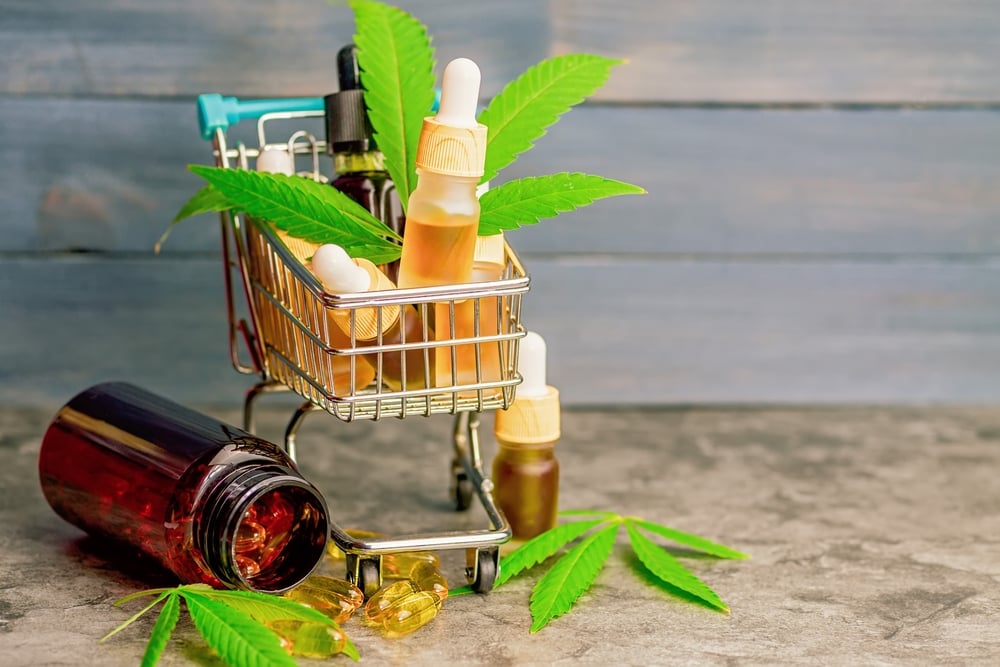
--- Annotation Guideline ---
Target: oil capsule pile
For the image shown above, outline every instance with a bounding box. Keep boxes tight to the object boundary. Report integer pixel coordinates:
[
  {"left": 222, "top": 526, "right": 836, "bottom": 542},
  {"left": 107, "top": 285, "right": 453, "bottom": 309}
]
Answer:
[{"left": 266, "top": 532, "right": 451, "bottom": 658}]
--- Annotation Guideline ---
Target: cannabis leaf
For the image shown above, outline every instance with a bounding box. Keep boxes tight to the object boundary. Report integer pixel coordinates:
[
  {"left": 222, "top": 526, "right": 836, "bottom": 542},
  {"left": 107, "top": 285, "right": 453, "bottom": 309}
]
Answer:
[
  {"left": 183, "top": 590, "right": 297, "bottom": 667},
  {"left": 188, "top": 165, "right": 403, "bottom": 263},
  {"left": 478, "top": 173, "right": 646, "bottom": 235},
  {"left": 101, "top": 584, "right": 358, "bottom": 666},
  {"left": 529, "top": 523, "right": 618, "bottom": 633},
  {"left": 496, "top": 518, "right": 607, "bottom": 586},
  {"left": 627, "top": 524, "right": 728, "bottom": 613},
  {"left": 155, "top": 185, "right": 231, "bottom": 253},
  {"left": 140, "top": 593, "right": 179, "bottom": 667},
  {"left": 493, "top": 511, "right": 746, "bottom": 632},
  {"left": 351, "top": 0, "right": 436, "bottom": 210},
  {"left": 478, "top": 54, "right": 624, "bottom": 184},
  {"left": 631, "top": 518, "right": 750, "bottom": 560}
]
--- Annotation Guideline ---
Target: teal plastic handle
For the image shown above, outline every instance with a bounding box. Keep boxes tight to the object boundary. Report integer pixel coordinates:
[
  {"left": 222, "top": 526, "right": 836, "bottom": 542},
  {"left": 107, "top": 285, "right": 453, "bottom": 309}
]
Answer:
[{"left": 197, "top": 93, "right": 325, "bottom": 140}]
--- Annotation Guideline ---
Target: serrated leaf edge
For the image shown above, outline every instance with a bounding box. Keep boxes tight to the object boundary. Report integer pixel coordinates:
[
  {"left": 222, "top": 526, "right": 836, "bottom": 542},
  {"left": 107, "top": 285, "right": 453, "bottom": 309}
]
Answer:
[
  {"left": 627, "top": 523, "right": 729, "bottom": 613},
  {"left": 140, "top": 592, "right": 180, "bottom": 667},
  {"left": 528, "top": 523, "right": 618, "bottom": 633},
  {"left": 630, "top": 518, "right": 749, "bottom": 560},
  {"left": 182, "top": 590, "right": 298, "bottom": 667},
  {"left": 497, "top": 518, "right": 610, "bottom": 587}
]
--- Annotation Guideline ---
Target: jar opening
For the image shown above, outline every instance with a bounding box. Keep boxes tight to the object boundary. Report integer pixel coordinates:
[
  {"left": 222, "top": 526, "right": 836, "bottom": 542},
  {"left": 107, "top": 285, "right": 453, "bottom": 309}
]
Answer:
[{"left": 232, "top": 485, "right": 328, "bottom": 592}]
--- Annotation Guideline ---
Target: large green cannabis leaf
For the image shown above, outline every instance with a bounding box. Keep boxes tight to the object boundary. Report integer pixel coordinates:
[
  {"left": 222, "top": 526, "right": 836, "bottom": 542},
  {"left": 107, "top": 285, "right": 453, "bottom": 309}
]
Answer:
[
  {"left": 351, "top": 0, "right": 436, "bottom": 211},
  {"left": 477, "top": 54, "right": 624, "bottom": 185},
  {"left": 188, "top": 166, "right": 403, "bottom": 263},
  {"left": 490, "top": 511, "right": 748, "bottom": 633},
  {"left": 479, "top": 173, "right": 646, "bottom": 235},
  {"left": 100, "top": 584, "right": 359, "bottom": 666}
]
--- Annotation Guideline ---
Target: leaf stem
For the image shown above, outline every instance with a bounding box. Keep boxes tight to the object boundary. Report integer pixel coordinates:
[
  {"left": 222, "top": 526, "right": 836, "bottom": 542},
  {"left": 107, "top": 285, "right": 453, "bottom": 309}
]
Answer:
[{"left": 100, "top": 592, "right": 170, "bottom": 643}]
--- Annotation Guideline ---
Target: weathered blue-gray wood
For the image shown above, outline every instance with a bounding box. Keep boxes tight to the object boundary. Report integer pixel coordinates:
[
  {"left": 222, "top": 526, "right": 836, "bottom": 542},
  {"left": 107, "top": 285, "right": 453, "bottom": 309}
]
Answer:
[
  {"left": 3, "top": 98, "right": 999, "bottom": 256},
  {"left": 551, "top": 0, "right": 1000, "bottom": 103},
  {"left": 3, "top": 256, "right": 999, "bottom": 408},
  {"left": 4, "top": 1, "right": 1000, "bottom": 103}
]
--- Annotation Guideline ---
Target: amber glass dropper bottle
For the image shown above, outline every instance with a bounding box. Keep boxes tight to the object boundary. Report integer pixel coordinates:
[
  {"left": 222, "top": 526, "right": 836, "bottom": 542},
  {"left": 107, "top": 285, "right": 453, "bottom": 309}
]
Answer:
[
  {"left": 325, "top": 44, "right": 404, "bottom": 279},
  {"left": 493, "top": 332, "right": 562, "bottom": 541}
]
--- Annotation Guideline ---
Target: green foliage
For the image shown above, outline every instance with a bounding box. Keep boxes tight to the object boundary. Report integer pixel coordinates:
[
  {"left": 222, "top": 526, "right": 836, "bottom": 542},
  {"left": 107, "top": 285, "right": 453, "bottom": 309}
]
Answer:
[
  {"left": 477, "top": 54, "right": 623, "bottom": 184},
  {"left": 140, "top": 593, "right": 179, "bottom": 667},
  {"left": 155, "top": 185, "right": 231, "bottom": 253},
  {"left": 494, "top": 512, "right": 747, "bottom": 632},
  {"left": 496, "top": 518, "right": 607, "bottom": 586},
  {"left": 183, "top": 591, "right": 297, "bottom": 667},
  {"left": 100, "top": 584, "right": 357, "bottom": 666},
  {"left": 188, "top": 165, "right": 402, "bottom": 263},
  {"left": 350, "top": 0, "right": 436, "bottom": 211},
  {"left": 478, "top": 173, "right": 646, "bottom": 235},
  {"left": 528, "top": 524, "right": 618, "bottom": 633}
]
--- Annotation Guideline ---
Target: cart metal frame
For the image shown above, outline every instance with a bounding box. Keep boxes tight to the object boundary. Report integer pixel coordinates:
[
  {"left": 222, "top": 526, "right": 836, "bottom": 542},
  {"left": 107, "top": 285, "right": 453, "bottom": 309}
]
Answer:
[{"left": 198, "top": 95, "right": 528, "bottom": 596}]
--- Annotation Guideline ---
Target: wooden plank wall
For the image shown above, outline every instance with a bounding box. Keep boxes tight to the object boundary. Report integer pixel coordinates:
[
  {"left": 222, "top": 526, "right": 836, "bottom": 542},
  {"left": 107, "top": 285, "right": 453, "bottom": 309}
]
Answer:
[{"left": 2, "top": 0, "right": 999, "bottom": 408}]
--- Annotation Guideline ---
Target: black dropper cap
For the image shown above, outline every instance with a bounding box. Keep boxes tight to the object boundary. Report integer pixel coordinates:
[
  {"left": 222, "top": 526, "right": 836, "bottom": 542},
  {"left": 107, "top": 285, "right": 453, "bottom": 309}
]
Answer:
[{"left": 325, "top": 44, "right": 375, "bottom": 155}]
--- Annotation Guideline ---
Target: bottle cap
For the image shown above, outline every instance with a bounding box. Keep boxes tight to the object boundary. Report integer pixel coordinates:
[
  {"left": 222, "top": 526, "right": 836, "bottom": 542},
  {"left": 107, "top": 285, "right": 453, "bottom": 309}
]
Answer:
[
  {"left": 311, "top": 244, "right": 371, "bottom": 293},
  {"left": 325, "top": 44, "right": 376, "bottom": 155},
  {"left": 311, "top": 244, "right": 400, "bottom": 339},
  {"left": 474, "top": 233, "right": 505, "bottom": 268},
  {"left": 494, "top": 332, "right": 561, "bottom": 444},
  {"left": 257, "top": 146, "right": 295, "bottom": 175},
  {"left": 416, "top": 58, "right": 487, "bottom": 178}
]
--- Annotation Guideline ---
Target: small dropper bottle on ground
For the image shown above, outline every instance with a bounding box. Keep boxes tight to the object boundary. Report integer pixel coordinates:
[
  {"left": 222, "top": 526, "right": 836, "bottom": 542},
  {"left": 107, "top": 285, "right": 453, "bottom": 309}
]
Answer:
[
  {"left": 311, "top": 244, "right": 431, "bottom": 390},
  {"left": 326, "top": 45, "right": 404, "bottom": 279},
  {"left": 396, "top": 57, "right": 487, "bottom": 290},
  {"left": 493, "top": 331, "right": 561, "bottom": 541}
]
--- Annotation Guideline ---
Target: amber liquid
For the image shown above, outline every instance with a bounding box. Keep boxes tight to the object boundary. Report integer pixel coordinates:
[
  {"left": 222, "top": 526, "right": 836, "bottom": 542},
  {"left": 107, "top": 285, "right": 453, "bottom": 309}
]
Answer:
[
  {"left": 396, "top": 215, "right": 479, "bottom": 289},
  {"left": 492, "top": 442, "right": 559, "bottom": 541},
  {"left": 435, "top": 261, "right": 506, "bottom": 393},
  {"left": 331, "top": 172, "right": 404, "bottom": 282}
]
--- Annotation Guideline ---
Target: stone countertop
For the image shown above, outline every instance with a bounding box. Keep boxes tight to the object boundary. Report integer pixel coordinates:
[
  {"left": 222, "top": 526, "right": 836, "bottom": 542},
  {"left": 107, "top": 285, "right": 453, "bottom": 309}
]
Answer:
[{"left": 2, "top": 403, "right": 999, "bottom": 665}]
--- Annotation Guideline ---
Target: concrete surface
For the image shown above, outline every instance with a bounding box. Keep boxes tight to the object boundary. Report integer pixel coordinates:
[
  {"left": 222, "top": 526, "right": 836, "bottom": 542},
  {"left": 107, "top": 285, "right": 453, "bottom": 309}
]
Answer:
[{"left": 2, "top": 403, "right": 999, "bottom": 665}]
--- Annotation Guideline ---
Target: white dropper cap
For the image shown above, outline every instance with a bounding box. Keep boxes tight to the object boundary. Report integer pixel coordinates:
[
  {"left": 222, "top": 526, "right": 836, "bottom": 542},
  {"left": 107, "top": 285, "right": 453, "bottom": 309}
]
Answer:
[
  {"left": 256, "top": 147, "right": 295, "bottom": 175},
  {"left": 415, "top": 58, "right": 487, "bottom": 177},
  {"left": 436, "top": 58, "right": 481, "bottom": 128},
  {"left": 517, "top": 331, "right": 548, "bottom": 397},
  {"left": 494, "top": 330, "right": 560, "bottom": 444},
  {"left": 311, "top": 244, "right": 370, "bottom": 293}
]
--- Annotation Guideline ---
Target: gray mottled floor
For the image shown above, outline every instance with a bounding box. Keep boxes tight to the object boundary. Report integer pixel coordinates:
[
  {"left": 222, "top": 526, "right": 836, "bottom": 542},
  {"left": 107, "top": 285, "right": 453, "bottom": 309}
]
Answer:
[{"left": 2, "top": 403, "right": 999, "bottom": 665}]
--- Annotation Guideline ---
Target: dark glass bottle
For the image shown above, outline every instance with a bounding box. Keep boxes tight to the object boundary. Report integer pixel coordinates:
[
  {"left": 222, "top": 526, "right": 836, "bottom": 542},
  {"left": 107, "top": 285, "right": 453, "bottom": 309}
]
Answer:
[
  {"left": 38, "top": 382, "right": 329, "bottom": 592},
  {"left": 325, "top": 43, "right": 430, "bottom": 390}
]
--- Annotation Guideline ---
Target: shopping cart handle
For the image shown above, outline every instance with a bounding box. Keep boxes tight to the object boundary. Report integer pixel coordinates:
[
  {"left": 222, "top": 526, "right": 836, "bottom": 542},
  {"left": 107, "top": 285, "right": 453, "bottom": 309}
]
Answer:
[{"left": 197, "top": 93, "right": 325, "bottom": 140}]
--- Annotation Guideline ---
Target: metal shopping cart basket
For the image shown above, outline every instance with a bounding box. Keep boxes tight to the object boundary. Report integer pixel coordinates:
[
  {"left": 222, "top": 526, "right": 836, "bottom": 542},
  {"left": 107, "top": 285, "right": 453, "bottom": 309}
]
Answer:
[{"left": 197, "top": 94, "right": 529, "bottom": 595}]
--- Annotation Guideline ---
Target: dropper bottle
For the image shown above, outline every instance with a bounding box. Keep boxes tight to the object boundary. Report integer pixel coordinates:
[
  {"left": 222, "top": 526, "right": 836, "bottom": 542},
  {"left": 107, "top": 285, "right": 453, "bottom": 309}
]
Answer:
[
  {"left": 396, "top": 57, "right": 487, "bottom": 290},
  {"left": 325, "top": 44, "right": 404, "bottom": 280},
  {"left": 255, "top": 150, "right": 377, "bottom": 395},
  {"left": 311, "top": 243, "right": 431, "bottom": 391},
  {"left": 492, "top": 331, "right": 561, "bottom": 541}
]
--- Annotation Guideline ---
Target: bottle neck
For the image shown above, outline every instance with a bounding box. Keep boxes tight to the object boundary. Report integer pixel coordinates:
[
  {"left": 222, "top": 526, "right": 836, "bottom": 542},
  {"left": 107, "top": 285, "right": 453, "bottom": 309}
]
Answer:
[
  {"left": 495, "top": 439, "right": 557, "bottom": 462},
  {"left": 334, "top": 151, "right": 386, "bottom": 175},
  {"left": 409, "top": 169, "right": 480, "bottom": 216},
  {"left": 196, "top": 464, "right": 328, "bottom": 592}
]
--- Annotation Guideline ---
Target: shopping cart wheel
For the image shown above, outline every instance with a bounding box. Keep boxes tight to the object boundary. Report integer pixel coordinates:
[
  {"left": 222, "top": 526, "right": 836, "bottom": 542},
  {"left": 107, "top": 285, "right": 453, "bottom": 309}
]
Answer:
[
  {"left": 451, "top": 466, "right": 474, "bottom": 511},
  {"left": 467, "top": 547, "right": 499, "bottom": 594},
  {"left": 355, "top": 557, "right": 382, "bottom": 599}
]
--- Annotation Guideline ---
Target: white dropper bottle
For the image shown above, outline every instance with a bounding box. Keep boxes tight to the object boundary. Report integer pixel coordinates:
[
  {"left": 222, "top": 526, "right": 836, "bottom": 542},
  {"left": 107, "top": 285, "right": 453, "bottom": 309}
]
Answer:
[
  {"left": 396, "top": 57, "right": 488, "bottom": 290},
  {"left": 310, "top": 243, "right": 399, "bottom": 340},
  {"left": 492, "top": 331, "right": 562, "bottom": 541}
]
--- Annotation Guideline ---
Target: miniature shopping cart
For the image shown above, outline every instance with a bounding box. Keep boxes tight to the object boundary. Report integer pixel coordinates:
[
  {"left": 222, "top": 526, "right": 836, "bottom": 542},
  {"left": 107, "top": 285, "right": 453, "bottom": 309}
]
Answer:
[{"left": 196, "top": 94, "right": 529, "bottom": 596}]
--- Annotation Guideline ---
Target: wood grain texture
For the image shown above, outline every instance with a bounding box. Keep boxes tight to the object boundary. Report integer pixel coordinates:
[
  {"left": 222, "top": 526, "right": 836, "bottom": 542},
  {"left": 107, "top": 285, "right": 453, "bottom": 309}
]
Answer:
[
  {"left": 551, "top": 0, "right": 1000, "bottom": 103},
  {"left": 3, "top": 256, "right": 999, "bottom": 408},
  {"left": 0, "top": 0, "right": 549, "bottom": 99},
  {"left": 3, "top": 98, "right": 999, "bottom": 256},
  {"left": 4, "top": 1, "right": 999, "bottom": 102}
]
